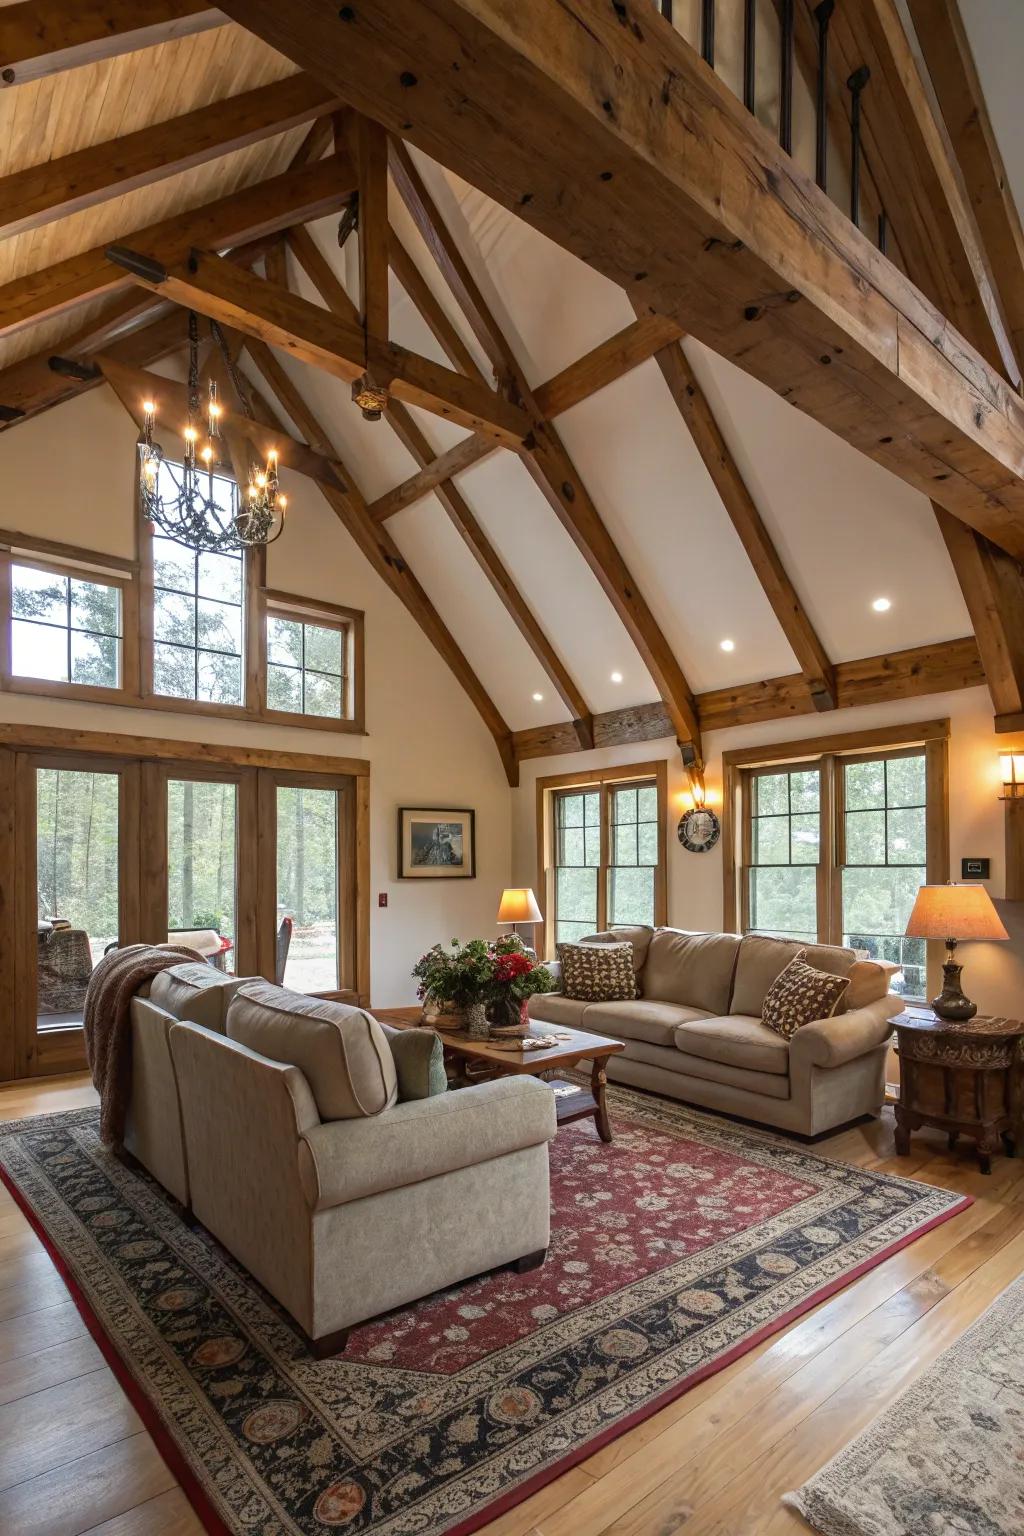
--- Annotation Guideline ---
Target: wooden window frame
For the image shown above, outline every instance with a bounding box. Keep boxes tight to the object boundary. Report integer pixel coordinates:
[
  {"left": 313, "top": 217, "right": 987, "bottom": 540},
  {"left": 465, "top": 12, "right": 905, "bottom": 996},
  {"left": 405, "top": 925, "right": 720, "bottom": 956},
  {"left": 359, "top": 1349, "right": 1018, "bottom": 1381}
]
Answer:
[
  {"left": 536, "top": 760, "right": 668, "bottom": 960},
  {"left": 0, "top": 723, "right": 371, "bottom": 1083},
  {"left": 259, "top": 589, "right": 366, "bottom": 735},
  {"left": 724, "top": 719, "right": 950, "bottom": 995}
]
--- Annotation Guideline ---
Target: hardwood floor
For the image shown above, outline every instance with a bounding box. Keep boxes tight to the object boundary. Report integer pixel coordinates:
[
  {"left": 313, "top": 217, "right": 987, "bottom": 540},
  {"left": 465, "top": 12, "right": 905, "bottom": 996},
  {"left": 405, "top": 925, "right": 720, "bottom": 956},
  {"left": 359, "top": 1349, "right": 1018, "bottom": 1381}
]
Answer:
[{"left": 1, "top": 1076, "right": 1022, "bottom": 1536}]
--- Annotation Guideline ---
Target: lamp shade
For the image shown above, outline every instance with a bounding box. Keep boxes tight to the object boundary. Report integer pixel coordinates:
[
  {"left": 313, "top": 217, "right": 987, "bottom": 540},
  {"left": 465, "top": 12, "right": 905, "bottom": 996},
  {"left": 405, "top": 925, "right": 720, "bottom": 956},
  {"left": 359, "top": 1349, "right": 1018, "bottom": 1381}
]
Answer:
[
  {"left": 497, "top": 887, "right": 542, "bottom": 924},
  {"left": 904, "top": 883, "right": 1009, "bottom": 942}
]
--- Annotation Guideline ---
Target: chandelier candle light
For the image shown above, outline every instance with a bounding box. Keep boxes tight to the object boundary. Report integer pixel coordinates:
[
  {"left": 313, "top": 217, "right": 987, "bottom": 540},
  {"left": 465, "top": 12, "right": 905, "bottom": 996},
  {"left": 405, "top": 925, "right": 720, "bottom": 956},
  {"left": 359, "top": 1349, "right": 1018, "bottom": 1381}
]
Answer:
[{"left": 137, "top": 312, "right": 287, "bottom": 553}]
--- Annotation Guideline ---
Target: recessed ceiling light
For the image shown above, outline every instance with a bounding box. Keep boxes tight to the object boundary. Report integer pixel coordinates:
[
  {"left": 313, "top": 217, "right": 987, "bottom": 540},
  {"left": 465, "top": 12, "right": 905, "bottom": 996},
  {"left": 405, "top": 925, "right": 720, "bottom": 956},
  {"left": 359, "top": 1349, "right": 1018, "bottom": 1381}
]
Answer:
[
  {"left": 610, "top": 670, "right": 623, "bottom": 684},
  {"left": 720, "top": 638, "right": 735, "bottom": 652},
  {"left": 531, "top": 692, "right": 544, "bottom": 702},
  {"left": 872, "top": 596, "right": 892, "bottom": 612}
]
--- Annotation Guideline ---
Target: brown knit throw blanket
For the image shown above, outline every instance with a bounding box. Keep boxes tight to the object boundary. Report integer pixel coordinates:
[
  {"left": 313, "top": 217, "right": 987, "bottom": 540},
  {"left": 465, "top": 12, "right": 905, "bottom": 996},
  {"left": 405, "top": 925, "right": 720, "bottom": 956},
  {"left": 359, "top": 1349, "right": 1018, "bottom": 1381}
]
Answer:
[{"left": 84, "top": 944, "right": 205, "bottom": 1146}]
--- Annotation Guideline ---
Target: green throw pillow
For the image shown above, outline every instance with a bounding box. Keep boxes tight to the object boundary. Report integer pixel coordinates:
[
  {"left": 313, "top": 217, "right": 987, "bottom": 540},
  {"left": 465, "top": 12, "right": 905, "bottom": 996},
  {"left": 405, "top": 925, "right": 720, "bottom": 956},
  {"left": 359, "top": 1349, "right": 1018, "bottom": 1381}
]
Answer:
[{"left": 382, "top": 1025, "right": 447, "bottom": 1101}]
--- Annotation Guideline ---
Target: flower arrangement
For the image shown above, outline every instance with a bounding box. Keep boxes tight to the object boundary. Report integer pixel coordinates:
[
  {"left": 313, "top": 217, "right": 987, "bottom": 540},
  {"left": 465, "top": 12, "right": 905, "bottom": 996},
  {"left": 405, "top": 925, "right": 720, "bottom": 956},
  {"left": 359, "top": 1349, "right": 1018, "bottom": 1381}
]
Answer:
[{"left": 413, "top": 933, "right": 556, "bottom": 1034}]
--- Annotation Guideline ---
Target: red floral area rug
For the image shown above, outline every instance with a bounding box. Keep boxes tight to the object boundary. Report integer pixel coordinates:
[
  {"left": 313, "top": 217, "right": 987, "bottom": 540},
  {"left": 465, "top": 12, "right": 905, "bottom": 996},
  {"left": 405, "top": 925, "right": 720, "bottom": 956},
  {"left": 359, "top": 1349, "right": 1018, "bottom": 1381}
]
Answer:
[{"left": 0, "top": 1088, "right": 969, "bottom": 1536}]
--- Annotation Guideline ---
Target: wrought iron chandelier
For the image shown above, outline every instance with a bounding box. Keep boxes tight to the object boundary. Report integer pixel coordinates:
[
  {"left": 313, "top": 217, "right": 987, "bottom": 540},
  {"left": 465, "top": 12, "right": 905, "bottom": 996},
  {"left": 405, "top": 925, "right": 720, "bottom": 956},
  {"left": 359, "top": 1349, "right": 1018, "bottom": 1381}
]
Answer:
[{"left": 137, "top": 313, "right": 287, "bottom": 553}]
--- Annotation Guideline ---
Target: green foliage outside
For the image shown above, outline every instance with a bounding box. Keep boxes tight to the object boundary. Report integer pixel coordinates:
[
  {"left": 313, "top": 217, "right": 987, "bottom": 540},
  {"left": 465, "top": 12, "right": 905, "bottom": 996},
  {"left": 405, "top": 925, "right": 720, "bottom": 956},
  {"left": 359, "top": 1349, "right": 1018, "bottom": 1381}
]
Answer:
[
  {"left": 12, "top": 565, "right": 120, "bottom": 687},
  {"left": 36, "top": 769, "right": 120, "bottom": 964}
]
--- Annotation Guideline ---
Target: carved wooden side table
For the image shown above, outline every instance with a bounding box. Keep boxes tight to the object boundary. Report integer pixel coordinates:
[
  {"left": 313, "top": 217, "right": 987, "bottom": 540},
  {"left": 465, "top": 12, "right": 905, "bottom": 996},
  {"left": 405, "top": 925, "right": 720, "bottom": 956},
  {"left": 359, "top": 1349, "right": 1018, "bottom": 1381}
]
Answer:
[{"left": 891, "top": 1008, "right": 1024, "bottom": 1174}]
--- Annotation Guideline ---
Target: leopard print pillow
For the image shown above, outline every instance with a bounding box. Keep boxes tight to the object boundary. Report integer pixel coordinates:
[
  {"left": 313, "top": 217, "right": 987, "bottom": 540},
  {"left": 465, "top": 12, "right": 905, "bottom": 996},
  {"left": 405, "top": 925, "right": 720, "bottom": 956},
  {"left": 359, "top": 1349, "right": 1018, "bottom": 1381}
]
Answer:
[
  {"left": 762, "top": 951, "right": 850, "bottom": 1040},
  {"left": 556, "top": 941, "right": 636, "bottom": 1003}
]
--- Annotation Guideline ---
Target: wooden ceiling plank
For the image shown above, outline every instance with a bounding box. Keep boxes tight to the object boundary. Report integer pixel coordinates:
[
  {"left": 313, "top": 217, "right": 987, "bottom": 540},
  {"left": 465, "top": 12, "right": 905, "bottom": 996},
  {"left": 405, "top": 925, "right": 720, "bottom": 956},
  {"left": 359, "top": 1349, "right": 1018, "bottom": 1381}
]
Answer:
[
  {"left": 388, "top": 130, "right": 702, "bottom": 760},
  {"left": 814, "top": 0, "right": 1020, "bottom": 387},
  {"left": 0, "top": 1, "right": 223, "bottom": 86},
  {"left": 907, "top": 0, "right": 1024, "bottom": 372},
  {"left": 0, "top": 75, "right": 338, "bottom": 240},
  {"left": 935, "top": 503, "right": 1024, "bottom": 718},
  {"left": 650, "top": 334, "right": 837, "bottom": 711},
  {"left": 125, "top": 249, "right": 530, "bottom": 444},
  {"left": 97, "top": 355, "right": 346, "bottom": 488},
  {"left": 290, "top": 230, "right": 594, "bottom": 747},
  {"left": 533, "top": 315, "right": 684, "bottom": 419},
  {"left": 513, "top": 636, "right": 985, "bottom": 759},
  {"left": 242, "top": 342, "right": 518, "bottom": 783},
  {"left": 388, "top": 228, "right": 485, "bottom": 383},
  {"left": 0, "top": 154, "right": 355, "bottom": 342},
  {"left": 367, "top": 434, "right": 497, "bottom": 522},
  {"left": 212, "top": 0, "right": 1024, "bottom": 557}
]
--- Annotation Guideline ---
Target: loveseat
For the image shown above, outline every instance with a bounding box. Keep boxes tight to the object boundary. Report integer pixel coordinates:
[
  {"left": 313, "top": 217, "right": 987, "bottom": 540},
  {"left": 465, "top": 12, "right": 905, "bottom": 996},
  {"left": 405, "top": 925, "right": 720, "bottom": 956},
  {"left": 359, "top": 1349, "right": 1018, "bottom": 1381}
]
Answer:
[
  {"left": 124, "top": 967, "right": 556, "bottom": 1354},
  {"left": 529, "top": 928, "right": 897, "bottom": 1136}
]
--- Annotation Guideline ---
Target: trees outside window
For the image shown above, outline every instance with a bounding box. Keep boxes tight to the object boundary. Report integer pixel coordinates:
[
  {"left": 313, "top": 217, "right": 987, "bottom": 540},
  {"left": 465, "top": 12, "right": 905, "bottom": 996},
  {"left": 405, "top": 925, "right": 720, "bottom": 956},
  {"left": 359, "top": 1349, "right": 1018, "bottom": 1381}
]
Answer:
[
  {"left": 267, "top": 615, "right": 345, "bottom": 718},
  {"left": 12, "top": 563, "right": 121, "bottom": 688}
]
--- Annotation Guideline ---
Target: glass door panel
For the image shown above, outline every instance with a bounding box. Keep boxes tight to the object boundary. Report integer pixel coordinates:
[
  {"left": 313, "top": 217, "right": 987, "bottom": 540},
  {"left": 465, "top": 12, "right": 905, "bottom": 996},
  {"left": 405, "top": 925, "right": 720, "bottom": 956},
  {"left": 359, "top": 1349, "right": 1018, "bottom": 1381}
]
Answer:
[
  {"left": 35, "top": 767, "right": 120, "bottom": 1030},
  {"left": 276, "top": 785, "right": 338, "bottom": 991},
  {"left": 167, "top": 779, "right": 238, "bottom": 973}
]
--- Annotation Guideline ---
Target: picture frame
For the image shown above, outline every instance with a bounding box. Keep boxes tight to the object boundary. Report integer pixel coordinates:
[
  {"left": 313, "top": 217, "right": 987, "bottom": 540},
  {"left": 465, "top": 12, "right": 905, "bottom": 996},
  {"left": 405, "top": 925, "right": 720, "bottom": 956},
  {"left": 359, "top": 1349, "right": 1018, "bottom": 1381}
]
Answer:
[{"left": 398, "top": 807, "right": 476, "bottom": 879}]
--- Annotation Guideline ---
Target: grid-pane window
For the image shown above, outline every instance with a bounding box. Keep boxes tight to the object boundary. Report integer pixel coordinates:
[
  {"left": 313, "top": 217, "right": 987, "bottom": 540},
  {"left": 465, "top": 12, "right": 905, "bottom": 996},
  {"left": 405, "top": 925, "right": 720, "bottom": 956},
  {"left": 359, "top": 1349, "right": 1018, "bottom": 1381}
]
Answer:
[
  {"left": 747, "top": 768, "right": 820, "bottom": 942},
  {"left": 609, "top": 782, "right": 658, "bottom": 927},
  {"left": 12, "top": 563, "right": 121, "bottom": 688},
  {"left": 267, "top": 615, "right": 345, "bottom": 718},
  {"left": 842, "top": 753, "right": 926, "bottom": 998},
  {"left": 553, "top": 790, "right": 600, "bottom": 944},
  {"left": 151, "top": 465, "right": 244, "bottom": 706}
]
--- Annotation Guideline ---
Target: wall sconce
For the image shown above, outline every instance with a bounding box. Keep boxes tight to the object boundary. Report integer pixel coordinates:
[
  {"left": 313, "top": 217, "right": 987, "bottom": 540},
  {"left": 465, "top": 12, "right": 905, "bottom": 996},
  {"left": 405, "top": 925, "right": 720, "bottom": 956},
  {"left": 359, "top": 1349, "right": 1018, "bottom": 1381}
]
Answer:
[{"left": 999, "top": 753, "right": 1024, "bottom": 800}]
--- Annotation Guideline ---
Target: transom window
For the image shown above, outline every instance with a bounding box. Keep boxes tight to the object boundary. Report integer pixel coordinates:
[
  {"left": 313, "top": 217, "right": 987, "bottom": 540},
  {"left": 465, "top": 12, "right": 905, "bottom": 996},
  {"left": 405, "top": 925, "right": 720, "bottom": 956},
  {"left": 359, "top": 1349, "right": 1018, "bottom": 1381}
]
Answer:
[
  {"left": 12, "top": 561, "right": 122, "bottom": 689},
  {"left": 732, "top": 731, "right": 946, "bottom": 1001},
  {"left": 267, "top": 614, "right": 345, "bottom": 719},
  {"left": 151, "top": 538, "right": 244, "bottom": 707},
  {"left": 542, "top": 764, "right": 667, "bottom": 952}
]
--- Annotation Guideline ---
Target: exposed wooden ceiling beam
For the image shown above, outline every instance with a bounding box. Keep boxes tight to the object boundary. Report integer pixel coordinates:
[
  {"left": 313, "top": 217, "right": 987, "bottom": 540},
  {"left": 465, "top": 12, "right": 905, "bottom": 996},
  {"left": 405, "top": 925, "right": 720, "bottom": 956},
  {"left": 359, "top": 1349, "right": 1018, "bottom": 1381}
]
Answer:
[
  {"left": 125, "top": 249, "right": 530, "bottom": 444},
  {"left": 533, "top": 315, "right": 684, "bottom": 419},
  {"left": 239, "top": 334, "right": 518, "bottom": 784},
  {"left": 215, "top": 0, "right": 1024, "bottom": 558},
  {"left": 98, "top": 355, "right": 346, "bottom": 488},
  {"left": 0, "top": 1, "right": 223, "bottom": 86},
  {"left": 650, "top": 334, "right": 837, "bottom": 711},
  {"left": 0, "top": 75, "right": 337, "bottom": 241},
  {"left": 388, "top": 131, "right": 702, "bottom": 762},
  {"left": 513, "top": 636, "right": 985, "bottom": 760},
  {"left": 819, "top": 0, "right": 1020, "bottom": 388},
  {"left": 388, "top": 227, "right": 484, "bottom": 383},
  {"left": 348, "top": 114, "right": 390, "bottom": 345},
  {"left": 907, "top": 0, "right": 1024, "bottom": 374},
  {"left": 288, "top": 223, "right": 594, "bottom": 745},
  {"left": 0, "top": 154, "right": 354, "bottom": 341},
  {"left": 935, "top": 504, "right": 1024, "bottom": 720},
  {"left": 367, "top": 435, "right": 497, "bottom": 522}
]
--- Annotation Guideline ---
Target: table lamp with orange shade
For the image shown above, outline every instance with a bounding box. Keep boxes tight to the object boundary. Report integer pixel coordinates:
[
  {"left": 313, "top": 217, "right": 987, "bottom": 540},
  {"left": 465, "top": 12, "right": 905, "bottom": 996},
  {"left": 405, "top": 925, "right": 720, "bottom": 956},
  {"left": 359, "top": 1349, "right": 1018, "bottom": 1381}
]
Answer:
[
  {"left": 904, "top": 883, "right": 1009, "bottom": 1021},
  {"left": 497, "top": 887, "right": 543, "bottom": 953}
]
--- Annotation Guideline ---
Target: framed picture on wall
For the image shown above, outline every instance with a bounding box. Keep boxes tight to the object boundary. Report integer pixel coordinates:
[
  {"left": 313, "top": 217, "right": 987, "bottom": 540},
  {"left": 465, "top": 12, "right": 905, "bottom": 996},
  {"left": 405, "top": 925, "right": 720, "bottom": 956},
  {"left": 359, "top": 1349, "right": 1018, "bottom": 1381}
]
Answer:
[{"left": 398, "top": 807, "right": 476, "bottom": 879}]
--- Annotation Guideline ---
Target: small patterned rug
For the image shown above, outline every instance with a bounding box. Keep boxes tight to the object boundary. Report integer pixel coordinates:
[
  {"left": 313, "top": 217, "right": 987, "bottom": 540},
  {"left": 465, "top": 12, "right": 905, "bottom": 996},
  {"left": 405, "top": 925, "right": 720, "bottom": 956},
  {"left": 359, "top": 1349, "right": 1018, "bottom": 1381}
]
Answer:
[
  {"left": 785, "top": 1270, "right": 1024, "bottom": 1536},
  {"left": 0, "top": 1089, "right": 970, "bottom": 1536}
]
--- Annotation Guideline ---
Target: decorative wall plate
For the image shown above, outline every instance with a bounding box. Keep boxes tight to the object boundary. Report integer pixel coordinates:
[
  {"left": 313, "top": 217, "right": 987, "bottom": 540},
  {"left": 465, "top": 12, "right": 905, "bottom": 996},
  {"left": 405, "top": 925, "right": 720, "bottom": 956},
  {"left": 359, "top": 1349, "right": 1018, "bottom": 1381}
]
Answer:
[{"left": 677, "top": 806, "right": 721, "bottom": 853}]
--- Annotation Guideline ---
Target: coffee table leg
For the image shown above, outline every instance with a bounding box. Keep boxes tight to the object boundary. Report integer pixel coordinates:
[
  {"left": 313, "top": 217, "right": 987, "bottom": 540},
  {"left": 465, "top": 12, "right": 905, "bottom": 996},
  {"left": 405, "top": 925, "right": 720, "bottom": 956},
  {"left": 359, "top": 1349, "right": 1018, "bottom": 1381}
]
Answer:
[{"left": 592, "top": 1060, "right": 612, "bottom": 1142}]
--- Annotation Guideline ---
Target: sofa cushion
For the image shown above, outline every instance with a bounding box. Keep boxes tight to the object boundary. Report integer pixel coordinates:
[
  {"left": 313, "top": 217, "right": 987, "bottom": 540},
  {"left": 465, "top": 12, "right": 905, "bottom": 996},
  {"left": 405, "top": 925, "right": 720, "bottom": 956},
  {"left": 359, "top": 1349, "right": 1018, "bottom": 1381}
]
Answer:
[
  {"left": 380, "top": 1024, "right": 447, "bottom": 1101},
  {"left": 845, "top": 958, "right": 901, "bottom": 1010},
  {"left": 585, "top": 999, "right": 713, "bottom": 1048},
  {"left": 730, "top": 935, "right": 856, "bottom": 1017},
  {"left": 620, "top": 1039, "right": 792, "bottom": 1101},
  {"left": 762, "top": 955, "right": 851, "bottom": 1040},
  {"left": 527, "top": 994, "right": 593, "bottom": 1029},
  {"left": 150, "top": 963, "right": 251, "bottom": 1032},
  {"left": 643, "top": 930, "right": 740, "bottom": 1014},
  {"left": 557, "top": 941, "right": 636, "bottom": 1002},
  {"left": 674, "top": 1013, "right": 790, "bottom": 1075},
  {"left": 227, "top": 982, "right": 398, "bottom": 1120},
  {"left": 578, "top": 926, "right": 654, "bottom": 981}
]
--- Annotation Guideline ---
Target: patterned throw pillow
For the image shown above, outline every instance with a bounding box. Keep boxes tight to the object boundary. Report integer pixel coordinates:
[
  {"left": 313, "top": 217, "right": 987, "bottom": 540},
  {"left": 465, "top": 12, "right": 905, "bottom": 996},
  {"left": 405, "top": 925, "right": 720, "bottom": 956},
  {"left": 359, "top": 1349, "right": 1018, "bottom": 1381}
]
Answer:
[
  {"left": 557, "top": 941, "right": 636, "bottom": 1003},
  {"left": 762, "top": 952, "right": 850, "bottom": 1040}
]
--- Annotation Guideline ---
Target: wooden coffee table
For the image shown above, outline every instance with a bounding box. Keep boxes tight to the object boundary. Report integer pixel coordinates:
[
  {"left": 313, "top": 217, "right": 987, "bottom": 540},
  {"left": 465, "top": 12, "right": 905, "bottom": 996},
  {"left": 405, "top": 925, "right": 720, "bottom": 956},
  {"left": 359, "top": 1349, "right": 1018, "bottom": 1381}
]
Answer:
[{"left": 377, "top": 1009, "right": 626, "bottom": 1141}]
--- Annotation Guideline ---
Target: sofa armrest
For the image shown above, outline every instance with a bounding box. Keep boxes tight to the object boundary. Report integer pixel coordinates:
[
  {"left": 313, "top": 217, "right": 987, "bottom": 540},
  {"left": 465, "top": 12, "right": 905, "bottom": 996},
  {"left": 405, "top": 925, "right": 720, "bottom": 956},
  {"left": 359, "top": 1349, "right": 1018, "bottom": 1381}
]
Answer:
[
  {"left": 789, "top": 993, "right": 898, "bottom": 1071},
  {"left": 299, "top": 1076, "right": 556, "bottom": 1212}
]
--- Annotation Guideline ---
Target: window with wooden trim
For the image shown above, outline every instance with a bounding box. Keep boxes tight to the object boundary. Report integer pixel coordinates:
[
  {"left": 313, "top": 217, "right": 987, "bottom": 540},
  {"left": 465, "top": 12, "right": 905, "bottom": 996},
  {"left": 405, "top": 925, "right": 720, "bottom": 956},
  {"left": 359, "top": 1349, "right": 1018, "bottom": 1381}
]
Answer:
[
  {"left": 12, "top": 560, "right": 123, "bottom": 689},
  {"left": 538, "top": 762, "right": 668, "bottom": 956},
  {"left": 726, "top": 723, "right": 948, "bottom": 1001},
  {"left": 262, "top": 594, "right": 361, "bottom": 727},
  {"left": 151, "top": 532, "right": 245, "bottom": 706}
]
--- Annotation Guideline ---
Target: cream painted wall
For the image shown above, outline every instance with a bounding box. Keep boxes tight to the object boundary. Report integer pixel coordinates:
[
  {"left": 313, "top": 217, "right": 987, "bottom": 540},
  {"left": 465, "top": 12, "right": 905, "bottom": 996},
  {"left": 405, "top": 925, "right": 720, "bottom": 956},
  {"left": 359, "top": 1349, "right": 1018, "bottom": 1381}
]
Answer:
[
  {"left": 513, "top": 687, "right": 1024, "bottom": 1020},
  {"left": 0, "top": 387, "right": 511, "bottom": 1007}
]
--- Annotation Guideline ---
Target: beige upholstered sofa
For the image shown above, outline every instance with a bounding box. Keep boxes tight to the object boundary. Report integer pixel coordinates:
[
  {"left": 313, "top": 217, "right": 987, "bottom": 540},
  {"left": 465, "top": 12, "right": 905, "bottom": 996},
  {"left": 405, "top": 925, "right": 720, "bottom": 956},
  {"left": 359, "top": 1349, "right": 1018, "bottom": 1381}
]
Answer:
[
  {"left": 529, "top": 929, "right": 898, "bottom": 1137},
  {"left": 125, "top": 968, "right": 556, "bottom": 1355}
]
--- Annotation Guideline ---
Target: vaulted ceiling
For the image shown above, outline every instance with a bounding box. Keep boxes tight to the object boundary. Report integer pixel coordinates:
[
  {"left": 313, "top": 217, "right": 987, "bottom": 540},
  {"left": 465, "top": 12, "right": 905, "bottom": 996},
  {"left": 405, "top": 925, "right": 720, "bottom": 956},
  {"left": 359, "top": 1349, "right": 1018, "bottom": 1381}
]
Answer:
[{"left": 2, "top": 0, "right": 1023, "bottom": 784}]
